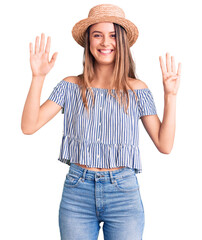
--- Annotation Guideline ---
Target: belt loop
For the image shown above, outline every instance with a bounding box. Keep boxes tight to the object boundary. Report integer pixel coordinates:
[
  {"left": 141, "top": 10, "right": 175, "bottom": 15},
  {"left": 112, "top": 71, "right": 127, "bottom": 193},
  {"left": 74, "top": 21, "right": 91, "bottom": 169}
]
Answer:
[
  {"left": 82, "top": 169, "right": 87, "bottom": 182},
  {"left": 109, "top": 171, "right": 116, "bottom": 184}
]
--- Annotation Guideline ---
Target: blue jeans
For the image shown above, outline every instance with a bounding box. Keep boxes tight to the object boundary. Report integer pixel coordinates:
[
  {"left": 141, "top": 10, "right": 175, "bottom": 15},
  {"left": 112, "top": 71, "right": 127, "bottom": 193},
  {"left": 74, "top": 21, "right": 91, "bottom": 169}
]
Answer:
[{"left": 59, "top": 163, "right": 145, "bottom": 240}]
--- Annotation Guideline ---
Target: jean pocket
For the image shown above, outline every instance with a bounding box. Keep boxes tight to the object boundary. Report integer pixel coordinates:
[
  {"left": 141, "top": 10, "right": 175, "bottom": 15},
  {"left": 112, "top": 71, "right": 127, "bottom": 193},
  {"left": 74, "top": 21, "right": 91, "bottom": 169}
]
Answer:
[
  {"left": 64, "top": 172, "right": 82, "bottom": 188},
  {"left": 114, "top": 174, "right": 139, "bottom": 192}
]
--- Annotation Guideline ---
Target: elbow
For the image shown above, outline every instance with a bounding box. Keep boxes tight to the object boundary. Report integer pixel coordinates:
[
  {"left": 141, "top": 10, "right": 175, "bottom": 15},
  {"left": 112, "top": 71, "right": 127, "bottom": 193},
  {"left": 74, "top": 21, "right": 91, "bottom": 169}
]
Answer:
[
  {"left": 21, "top": 128, "right": 35, "bottom": 135},
  {"left": 21, "top": 124, "right": 36, "bottom": 135},
  {"left": 158, "top": 147, "right": 172, "bottom": 154},
  {"left": 160, "top": 149, "right": 171, "bottom": 154},
  {"left": 21, "top": 130, "right": 34, "bottom": 135}
]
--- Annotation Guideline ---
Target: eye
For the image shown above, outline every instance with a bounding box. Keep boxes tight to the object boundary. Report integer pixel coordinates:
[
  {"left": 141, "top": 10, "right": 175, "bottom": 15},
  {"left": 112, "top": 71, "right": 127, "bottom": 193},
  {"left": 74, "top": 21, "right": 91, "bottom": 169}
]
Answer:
[
  {"left": 111, "top": 34, "right": 116, "bottom": 38},
  {"left": 93, "top": 34, "right": 102, "bottom": 38}
]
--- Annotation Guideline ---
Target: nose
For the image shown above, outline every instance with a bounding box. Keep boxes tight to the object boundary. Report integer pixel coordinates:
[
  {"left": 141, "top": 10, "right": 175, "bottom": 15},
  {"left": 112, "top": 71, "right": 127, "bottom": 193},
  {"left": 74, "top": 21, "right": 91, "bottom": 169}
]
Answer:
[{"left": 101, "top": 36, "right": 110, "bottom": 47}]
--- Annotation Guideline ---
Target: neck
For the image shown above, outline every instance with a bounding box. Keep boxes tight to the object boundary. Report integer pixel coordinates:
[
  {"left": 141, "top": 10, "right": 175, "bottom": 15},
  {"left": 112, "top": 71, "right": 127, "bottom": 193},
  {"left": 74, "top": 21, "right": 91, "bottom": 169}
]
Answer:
[{"left": 92, "top": 63, "right": 115, "bottom": 87}]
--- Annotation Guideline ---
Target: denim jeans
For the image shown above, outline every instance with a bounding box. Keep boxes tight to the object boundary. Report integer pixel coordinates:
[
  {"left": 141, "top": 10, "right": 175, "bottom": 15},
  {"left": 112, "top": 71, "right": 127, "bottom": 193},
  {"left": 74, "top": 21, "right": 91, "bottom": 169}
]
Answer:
[{"left": 59, "top": 163, "right": 145, "bottom": 240}]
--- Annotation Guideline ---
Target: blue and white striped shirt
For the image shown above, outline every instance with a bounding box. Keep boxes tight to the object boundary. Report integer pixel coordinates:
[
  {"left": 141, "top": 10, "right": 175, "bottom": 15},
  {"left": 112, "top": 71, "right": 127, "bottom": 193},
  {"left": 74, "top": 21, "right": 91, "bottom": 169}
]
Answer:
[{"left": 48, "top": 80, "right": 157, "bottom": 173}]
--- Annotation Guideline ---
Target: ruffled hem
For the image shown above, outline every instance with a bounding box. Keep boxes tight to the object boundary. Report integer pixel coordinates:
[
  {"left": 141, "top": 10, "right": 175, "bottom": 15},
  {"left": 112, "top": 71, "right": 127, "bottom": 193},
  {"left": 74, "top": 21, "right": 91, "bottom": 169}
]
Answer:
[{"left": 58, "top": 136, "right": 142, "bottom": 174}]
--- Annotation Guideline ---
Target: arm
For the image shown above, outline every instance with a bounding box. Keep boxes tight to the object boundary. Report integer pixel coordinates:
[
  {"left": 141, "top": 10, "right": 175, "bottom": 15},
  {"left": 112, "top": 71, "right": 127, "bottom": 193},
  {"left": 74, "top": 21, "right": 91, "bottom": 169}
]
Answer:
[
  {"left": 21, "top": 33, "right": 59, "bottom": 134},
  {"left": 141, "top": 53, "right": 181, "bottom": 154},
  {"left": 141, "top": 95, "right": 176, "bottom": 154}
]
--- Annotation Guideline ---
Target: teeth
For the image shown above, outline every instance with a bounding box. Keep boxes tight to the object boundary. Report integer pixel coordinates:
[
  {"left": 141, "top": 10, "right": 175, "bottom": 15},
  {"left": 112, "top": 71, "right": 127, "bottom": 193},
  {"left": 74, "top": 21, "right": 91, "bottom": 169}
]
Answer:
[{"left": 99, "top": 50, "right": 112, "bottom": 53}]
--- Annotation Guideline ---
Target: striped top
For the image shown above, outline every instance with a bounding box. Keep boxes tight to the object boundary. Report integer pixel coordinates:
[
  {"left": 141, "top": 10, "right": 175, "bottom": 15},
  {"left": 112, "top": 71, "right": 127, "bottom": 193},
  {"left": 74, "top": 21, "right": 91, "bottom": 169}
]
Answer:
[{"left": 48, "top": 80, "right": 157, "bottom": 173}]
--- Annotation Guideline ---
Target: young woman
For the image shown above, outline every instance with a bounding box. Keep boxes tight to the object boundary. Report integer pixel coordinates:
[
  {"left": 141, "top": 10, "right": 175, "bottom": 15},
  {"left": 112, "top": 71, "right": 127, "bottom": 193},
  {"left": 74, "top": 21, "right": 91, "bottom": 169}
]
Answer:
[{"left": 21, "top": 4, "right": 181, "bottom": 240}]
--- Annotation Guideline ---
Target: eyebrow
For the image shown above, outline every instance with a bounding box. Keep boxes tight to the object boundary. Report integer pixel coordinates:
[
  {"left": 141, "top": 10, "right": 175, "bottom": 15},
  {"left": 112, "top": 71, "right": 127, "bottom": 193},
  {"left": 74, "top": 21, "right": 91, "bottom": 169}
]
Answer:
[{"left": 91, "top": 31, "right": 115, "bottom": 34}]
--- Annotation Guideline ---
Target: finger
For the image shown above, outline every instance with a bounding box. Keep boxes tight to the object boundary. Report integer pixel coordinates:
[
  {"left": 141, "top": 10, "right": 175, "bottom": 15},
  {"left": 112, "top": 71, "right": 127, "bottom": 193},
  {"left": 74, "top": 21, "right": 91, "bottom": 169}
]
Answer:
[
  {"left": 176, "top": 73, "right": 181, "bottom": 89},
  {"left": 171, "top": 56, "right": 176, "bottom": 73},
  {"left": 49, "top": 52, "right": 58, "bottom": 67},
  {"left": 35, "top": 36, "right": 40, "bottom": 54},
  {"left": 159, "top": 56, "right": 167, "bottom": 75},
  {"left": 173, "top": 74, "right": 181, "bottom": 94},
  {"left": 39, "top": 33, "right": 45, "bottom": 52},
  {"left": 166, "top": 52, "right": 171, "bottom": 73},
  {"left": 177, "top": 62, "right": 182, "bottom": 76},
  {"left": 29, "top": 42, "right": 33, "bottom": 56},
  {"left": 45, "top": 36, "right": 51, "bottom": 53}
]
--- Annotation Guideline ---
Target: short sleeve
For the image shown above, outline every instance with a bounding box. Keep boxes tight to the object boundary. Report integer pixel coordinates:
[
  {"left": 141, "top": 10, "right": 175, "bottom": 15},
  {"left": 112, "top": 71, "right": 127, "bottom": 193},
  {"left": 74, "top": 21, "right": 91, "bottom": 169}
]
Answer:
[
  {"left": 138, "top": 89, "right": 157, "bottom": 118},
  {"left": 48, "top": 80, "right": 68, "bottom": 107}
]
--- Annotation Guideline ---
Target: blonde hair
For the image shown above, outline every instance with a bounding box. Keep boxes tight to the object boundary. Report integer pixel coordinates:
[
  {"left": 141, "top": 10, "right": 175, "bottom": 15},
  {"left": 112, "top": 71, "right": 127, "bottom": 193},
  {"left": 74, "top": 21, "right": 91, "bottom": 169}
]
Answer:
[{"left": 77, "top": 23, "right": 139, "bottom": 116}]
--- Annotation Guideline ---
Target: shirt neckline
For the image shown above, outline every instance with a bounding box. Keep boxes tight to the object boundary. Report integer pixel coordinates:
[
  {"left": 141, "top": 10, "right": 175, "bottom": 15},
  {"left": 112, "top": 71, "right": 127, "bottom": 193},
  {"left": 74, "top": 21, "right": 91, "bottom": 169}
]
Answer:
[{"left": 63, "top": 80, "right": 149, "bottom": 92}]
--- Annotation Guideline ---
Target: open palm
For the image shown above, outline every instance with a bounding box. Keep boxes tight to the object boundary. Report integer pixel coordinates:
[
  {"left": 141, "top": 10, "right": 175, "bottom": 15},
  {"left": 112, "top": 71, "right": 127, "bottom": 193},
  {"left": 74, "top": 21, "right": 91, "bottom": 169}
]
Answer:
[
  {"left": 30, "top": 33, "right": 58, "bottom": 77},
  {"left": 159, "top": 53, "right": 181, "bottom": 95}
]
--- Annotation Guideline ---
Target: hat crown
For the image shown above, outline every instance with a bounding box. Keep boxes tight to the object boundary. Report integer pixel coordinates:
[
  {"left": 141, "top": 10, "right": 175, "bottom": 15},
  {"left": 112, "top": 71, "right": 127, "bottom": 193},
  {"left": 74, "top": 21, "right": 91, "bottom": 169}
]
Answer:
[{"left": 88, "top": 4, "right": 125, "bottom": 18}]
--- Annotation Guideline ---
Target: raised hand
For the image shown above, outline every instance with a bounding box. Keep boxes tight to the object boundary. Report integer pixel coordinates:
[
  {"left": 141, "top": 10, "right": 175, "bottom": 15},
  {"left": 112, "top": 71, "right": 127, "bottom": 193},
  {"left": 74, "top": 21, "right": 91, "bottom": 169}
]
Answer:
[
  {"left": 29, "top": 33, "right": 58, "bottom": 77},
  {"left": 159, "top": 53, "right": 181, "bottom": 96}
]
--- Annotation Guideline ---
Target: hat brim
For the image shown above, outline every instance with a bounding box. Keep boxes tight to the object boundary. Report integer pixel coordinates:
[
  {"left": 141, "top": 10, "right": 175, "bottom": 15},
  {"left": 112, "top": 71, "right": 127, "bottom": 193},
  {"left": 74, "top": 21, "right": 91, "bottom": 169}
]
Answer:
[{"left": 72, "top": 16, "right": 139, "bottom": 47}]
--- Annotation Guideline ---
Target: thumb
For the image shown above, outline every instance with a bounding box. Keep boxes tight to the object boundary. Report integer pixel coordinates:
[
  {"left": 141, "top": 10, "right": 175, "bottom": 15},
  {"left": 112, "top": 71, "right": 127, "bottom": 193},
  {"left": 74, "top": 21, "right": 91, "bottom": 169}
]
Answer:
[{"left": 49, "top": 52, "right": 58, "bottom": 68}]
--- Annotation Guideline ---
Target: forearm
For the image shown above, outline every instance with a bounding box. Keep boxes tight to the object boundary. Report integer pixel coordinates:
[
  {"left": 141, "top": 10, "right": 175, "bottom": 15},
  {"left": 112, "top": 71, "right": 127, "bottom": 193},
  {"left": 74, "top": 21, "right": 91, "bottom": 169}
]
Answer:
[
  {"left": 158, "top": 94, "right": 177, "bottom": 153},
  {"left": 21, "top": 76, "right": 45, "bottom": 134}
]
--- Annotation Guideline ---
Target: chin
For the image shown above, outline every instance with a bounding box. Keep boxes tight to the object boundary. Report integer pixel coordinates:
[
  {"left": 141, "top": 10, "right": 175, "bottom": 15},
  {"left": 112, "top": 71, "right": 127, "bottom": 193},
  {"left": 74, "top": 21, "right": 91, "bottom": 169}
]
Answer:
[{"left": 95, "top": 58, "right": 115, "bottom": 65}]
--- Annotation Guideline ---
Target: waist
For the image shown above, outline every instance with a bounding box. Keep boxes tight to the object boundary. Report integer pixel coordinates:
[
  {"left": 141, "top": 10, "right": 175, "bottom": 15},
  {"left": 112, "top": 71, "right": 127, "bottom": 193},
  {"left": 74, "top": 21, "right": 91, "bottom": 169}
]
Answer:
[
  {"left": 74, "top": 163, "right": 125, "bottom": 172},
  {"left": 70, "top": 163, "right": 136, "bottom": 180}
]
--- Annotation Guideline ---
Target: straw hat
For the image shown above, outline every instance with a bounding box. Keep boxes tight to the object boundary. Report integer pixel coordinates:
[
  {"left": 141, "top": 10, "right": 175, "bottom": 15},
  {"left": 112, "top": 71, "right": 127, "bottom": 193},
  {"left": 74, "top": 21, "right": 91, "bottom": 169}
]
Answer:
[{"left": 72, "top": 4, "right": 139, "bottom": 48}]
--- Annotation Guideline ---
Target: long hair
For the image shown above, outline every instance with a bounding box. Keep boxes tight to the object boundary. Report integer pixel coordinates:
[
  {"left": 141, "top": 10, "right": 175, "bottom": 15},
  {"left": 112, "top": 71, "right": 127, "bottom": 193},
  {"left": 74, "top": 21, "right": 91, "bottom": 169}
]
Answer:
[{"left": 77, "top": 23, "right": 139, "bottom": 116}]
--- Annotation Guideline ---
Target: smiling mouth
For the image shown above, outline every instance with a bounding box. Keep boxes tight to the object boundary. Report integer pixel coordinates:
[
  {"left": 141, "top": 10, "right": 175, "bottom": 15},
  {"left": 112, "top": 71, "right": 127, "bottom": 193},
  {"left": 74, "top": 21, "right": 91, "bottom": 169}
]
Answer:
[{"left": 98, "top": 49, "right": 114, "bottom": 54}]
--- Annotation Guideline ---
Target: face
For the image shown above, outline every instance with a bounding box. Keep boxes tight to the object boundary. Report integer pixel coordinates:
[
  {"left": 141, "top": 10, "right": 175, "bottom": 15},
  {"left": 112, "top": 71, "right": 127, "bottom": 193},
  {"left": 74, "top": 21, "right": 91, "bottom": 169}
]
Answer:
[{"left": 89, "top": 22, "right": 116, "bottom": 66}]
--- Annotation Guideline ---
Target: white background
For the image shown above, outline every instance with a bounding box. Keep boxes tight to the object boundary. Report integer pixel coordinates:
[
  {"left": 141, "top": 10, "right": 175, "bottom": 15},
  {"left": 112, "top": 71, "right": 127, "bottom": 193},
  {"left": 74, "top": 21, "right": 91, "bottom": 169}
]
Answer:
[{"left": 1, "top": 0, "right": 201, "bottom": 239}]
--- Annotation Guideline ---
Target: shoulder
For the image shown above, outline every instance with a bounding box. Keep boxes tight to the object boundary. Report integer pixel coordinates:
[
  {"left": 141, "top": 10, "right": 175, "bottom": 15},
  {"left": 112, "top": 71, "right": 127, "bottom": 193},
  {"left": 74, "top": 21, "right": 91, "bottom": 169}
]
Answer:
[
  {"left": 128, "top": 78, "right": 149, "bottom": 90},
  {"left": 63, "top": 75, "right": 82, "bottom": 85}
]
